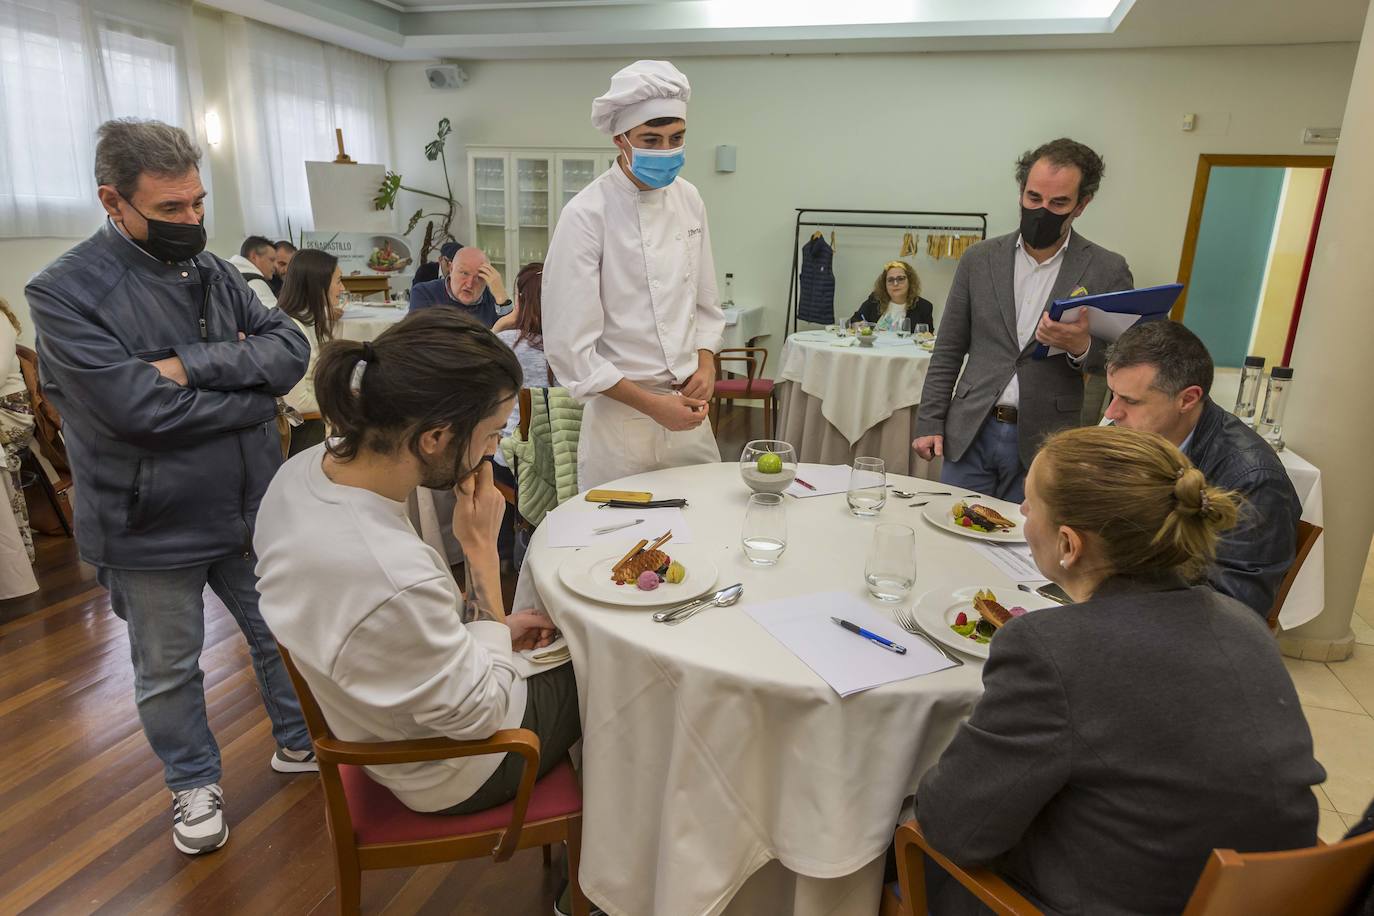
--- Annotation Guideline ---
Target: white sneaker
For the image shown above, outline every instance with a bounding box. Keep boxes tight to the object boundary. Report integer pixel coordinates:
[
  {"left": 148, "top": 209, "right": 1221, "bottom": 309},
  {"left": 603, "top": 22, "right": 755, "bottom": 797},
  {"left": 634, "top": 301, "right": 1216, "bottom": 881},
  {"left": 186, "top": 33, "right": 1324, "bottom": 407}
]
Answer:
[
  {"left": 171, "top": 784, "right": 228, "bottom": 855},
  {"left": 271, "top": 747, "right": 318, "bottom": 773}
]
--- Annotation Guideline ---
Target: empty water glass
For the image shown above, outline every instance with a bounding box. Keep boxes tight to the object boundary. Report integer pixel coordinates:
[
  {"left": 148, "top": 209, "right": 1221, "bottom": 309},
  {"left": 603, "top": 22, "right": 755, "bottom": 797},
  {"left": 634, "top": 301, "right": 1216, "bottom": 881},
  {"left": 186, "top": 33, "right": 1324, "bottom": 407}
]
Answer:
[
  {"left": 742, "top": 492, "right": 787, "bottom": 566},
  {"left": 865, "top": 523, "right": 916, "bottom": 602},
  {"left": 896, "top": 318, "right": 911, "bottom": 338},
  {"left": 914, "top": 323, "right": 932, "bottom": 338},
  {"left": 847, "top": 457, "right": 886, "bottom": 517}
]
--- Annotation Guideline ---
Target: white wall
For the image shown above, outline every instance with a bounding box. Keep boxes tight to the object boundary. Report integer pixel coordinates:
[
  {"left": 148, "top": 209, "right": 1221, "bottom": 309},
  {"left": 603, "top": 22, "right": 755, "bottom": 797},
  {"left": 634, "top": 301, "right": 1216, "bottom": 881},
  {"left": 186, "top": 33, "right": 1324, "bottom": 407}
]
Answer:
[
  {"left": 386, "top": 42, "right": 1357, "bottom": 346},
  {"left": 0, "top": 6, "right": 248, "bottom": 344}
]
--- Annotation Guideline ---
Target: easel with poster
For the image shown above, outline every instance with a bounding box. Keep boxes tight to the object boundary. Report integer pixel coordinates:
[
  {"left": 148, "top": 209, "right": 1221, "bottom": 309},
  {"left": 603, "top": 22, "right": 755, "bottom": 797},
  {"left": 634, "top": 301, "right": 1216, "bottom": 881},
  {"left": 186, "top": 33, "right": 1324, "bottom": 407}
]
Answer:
[{"left": 304, "top": 130, "right": 413, "bottom": 302}]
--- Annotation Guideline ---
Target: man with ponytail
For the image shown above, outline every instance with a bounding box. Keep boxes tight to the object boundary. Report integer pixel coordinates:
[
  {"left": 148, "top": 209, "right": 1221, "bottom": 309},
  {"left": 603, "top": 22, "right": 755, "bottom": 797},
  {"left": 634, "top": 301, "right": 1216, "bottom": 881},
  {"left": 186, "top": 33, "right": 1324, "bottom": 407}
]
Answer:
[
  {"left": 1104, "top": 320, "right": 1301, "bottom": 617},
  {"left": 916, "top": 426, "right": 1323, "bottom": 916},
  {"left": 253, "top": 309, "right": 583, "bottom": 827}
]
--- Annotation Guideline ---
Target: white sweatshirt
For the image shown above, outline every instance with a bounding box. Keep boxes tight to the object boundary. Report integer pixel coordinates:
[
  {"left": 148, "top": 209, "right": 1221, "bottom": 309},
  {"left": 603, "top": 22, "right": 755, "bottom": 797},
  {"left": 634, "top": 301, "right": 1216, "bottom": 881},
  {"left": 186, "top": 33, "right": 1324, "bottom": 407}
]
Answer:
[
  {"left": 254, "top": 444, "right": 527, "bottom": 811},
  {"left": 228, "top": 254, "right": 278, "bottom": 308}
]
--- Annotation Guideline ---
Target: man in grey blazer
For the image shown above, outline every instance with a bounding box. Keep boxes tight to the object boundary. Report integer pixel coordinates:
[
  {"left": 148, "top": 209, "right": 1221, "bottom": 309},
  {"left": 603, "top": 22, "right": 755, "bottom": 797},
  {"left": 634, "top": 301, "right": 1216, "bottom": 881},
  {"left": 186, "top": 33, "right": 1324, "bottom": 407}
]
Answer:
[{"left": 914, "top": 138, "right": 1133, "bottom": 501}]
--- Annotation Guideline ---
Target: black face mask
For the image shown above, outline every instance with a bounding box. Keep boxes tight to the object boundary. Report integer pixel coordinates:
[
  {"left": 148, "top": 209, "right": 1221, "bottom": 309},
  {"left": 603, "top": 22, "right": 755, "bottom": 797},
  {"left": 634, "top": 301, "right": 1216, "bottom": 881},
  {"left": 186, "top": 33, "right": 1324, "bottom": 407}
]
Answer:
[
  {"left": 123, "top": 198, "right": 207, "bottom": 262},
  {"left": 1019, "top": 205, "right": 1071, "bottom": 250}
]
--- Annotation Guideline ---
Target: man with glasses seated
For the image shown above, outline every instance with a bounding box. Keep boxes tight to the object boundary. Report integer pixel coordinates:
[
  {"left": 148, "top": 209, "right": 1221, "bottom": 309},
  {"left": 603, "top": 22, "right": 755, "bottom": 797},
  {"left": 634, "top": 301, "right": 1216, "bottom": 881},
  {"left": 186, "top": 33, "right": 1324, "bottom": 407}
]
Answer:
[{"left": 409, "top": 246, "right": 511, "bottom": 329}]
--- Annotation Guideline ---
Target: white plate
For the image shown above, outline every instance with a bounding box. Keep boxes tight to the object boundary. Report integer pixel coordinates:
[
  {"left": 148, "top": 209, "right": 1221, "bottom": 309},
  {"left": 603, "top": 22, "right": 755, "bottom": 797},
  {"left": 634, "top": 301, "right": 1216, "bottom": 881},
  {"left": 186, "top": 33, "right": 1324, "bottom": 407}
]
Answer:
[
  {"left": 921, "top": 494, "right": 1026, "bottom": 543},
  {"left": 557, "top": 545, "right": 719, "bottom": 607},
  {"left": 911, "top": 585, "right": 1056, "bottom": 660}
]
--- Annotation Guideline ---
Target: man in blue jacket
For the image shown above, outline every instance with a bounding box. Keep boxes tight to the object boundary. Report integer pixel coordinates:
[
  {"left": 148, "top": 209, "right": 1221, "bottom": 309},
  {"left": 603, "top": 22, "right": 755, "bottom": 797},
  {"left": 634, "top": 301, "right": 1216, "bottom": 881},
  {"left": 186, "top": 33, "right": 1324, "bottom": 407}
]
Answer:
[
  {"left": 409, "top": 245, "right": 511, "bottom": 327},
  {"left": 26, "top": 119, "right": 315, "bottom": 857}
]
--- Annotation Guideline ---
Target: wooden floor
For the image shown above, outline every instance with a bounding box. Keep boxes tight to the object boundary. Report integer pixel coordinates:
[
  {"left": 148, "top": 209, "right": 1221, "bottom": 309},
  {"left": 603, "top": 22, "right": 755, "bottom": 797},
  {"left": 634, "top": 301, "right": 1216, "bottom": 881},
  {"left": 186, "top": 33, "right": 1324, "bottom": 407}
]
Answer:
[{"left": 0, "top": 406, "right": 765, "bottom": 916}]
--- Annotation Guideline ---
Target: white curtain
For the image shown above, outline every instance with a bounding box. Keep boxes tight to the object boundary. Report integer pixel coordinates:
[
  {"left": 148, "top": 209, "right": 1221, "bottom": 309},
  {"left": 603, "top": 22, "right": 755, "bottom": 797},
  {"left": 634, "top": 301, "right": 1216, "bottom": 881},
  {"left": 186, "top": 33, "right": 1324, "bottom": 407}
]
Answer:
[
  {"left": 225, "top": 16, "right": 390, "bottom": 241},
  {"left": 0, "top": 0, "right": 208, "bottom": 238}
]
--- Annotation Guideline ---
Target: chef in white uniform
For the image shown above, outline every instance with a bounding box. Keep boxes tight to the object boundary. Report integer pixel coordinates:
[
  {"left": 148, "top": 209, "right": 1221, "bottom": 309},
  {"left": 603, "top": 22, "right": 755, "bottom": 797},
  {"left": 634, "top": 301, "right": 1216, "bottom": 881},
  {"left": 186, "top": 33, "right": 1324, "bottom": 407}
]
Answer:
[{"left": 544, "top": 59, "right": 725, "bottom": 491}]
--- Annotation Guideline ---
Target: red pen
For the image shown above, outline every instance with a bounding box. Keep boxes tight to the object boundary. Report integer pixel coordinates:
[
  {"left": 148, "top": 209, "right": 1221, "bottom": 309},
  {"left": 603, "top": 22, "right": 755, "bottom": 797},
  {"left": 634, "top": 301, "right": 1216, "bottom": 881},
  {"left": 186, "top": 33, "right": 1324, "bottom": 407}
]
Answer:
[{"left": 794, "top": 477, "right": 817, "bottom": 491}]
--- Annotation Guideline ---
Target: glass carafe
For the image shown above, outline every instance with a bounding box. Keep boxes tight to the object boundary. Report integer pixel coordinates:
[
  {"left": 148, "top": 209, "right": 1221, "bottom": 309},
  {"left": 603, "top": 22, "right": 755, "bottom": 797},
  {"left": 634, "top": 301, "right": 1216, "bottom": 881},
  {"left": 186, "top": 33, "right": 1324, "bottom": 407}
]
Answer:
[
  {"left": 1233, "top": 355, "right": 1265, "bottom": 425},
  {"left": 1256, "top": 367, "right": 1293, "bottom": 451}
]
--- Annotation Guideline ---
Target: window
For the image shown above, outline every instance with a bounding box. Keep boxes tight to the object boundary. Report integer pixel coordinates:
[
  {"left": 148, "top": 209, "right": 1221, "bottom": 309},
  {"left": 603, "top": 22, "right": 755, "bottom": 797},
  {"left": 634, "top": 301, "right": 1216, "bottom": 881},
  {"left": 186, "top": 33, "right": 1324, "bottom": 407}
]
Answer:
[
  {"left": 0, "top": 0, "right": 206, "bottom": 239},
  {"left": 225, "top": 16, "right": 390, "bottom": 240}
]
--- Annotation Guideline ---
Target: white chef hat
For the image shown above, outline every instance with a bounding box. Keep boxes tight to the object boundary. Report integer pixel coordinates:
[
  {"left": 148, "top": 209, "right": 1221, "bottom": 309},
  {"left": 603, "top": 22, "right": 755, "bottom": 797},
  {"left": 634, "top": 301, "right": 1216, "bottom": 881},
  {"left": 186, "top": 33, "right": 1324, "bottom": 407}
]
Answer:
[{"left": 590, "top": 60, "right": 691, "bottom": 137}]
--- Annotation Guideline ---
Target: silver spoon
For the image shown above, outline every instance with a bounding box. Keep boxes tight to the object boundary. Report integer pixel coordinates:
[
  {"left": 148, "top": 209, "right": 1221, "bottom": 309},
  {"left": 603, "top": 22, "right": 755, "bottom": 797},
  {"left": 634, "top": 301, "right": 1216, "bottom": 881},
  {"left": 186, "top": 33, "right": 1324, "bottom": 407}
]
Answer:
[{"left": 664, "top": 583, "right": 745, "bottom": 626}]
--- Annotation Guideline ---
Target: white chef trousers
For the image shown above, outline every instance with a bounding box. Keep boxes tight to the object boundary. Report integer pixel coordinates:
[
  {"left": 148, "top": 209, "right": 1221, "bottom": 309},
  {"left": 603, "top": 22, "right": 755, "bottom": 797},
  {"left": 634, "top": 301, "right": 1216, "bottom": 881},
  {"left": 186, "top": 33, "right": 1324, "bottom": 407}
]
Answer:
[{"left": 577, "top": 391, "right": 720, "bottom": 491}]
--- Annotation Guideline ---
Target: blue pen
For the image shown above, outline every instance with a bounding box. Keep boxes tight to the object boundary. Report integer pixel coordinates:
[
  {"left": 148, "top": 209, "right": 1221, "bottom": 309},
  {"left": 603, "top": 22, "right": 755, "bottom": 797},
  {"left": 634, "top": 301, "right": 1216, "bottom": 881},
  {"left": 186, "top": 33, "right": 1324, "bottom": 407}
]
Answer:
[{"left": 831, "top": 617, "right": 907, "bottom": 654}]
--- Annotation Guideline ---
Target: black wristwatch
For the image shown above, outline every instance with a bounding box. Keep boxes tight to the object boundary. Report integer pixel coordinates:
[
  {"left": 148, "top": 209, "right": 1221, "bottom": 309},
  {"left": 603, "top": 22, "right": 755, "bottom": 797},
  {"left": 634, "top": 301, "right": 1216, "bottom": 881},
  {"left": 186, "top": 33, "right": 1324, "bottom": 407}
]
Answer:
[{"left": 497, "top": 298, "right": 513, "bottom": 309}]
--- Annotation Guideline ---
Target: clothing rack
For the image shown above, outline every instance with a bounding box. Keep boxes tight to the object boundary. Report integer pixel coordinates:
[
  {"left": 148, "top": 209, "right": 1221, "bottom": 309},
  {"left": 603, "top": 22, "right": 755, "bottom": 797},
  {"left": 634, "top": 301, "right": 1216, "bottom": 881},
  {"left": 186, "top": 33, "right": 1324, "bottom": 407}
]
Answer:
[{"left": 786, "top": 207, "right": 989, "bottom": 334}]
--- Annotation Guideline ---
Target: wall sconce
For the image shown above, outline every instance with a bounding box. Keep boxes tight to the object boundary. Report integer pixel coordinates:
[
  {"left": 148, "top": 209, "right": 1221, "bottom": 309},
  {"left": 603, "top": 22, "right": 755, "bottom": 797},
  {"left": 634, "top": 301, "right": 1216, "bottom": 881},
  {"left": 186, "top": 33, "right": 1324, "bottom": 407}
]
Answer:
[{"left": 204, "top": 110, "right": 223, "bottom": 146}]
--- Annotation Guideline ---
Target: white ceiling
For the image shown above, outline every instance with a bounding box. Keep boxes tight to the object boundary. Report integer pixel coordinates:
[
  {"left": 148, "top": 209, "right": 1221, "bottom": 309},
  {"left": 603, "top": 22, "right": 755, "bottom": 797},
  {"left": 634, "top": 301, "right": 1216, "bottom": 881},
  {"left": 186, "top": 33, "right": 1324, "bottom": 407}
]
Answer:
[{"left": 198, "top": 0, "right": 1370, "bottom": 61}]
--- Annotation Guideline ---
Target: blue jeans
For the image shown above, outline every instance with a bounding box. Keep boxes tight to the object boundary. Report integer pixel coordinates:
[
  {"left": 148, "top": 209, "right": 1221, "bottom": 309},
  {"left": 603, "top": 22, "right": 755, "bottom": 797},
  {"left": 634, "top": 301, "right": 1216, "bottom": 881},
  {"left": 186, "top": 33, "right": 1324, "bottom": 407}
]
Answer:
[
  {"left": 98, "top": 555, "right": 310, "bottom": 792},
  {"left": 941, "top": 417, "right": 1027, "bottom": 504}
]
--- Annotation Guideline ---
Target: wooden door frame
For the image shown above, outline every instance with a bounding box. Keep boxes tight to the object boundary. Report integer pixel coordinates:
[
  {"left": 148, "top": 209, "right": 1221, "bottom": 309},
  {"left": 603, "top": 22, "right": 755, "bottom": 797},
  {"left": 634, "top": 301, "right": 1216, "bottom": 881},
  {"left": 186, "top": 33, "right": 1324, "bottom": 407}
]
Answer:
[{"left": 1171, "top": 153, "right": 1335, "bottom": 320}]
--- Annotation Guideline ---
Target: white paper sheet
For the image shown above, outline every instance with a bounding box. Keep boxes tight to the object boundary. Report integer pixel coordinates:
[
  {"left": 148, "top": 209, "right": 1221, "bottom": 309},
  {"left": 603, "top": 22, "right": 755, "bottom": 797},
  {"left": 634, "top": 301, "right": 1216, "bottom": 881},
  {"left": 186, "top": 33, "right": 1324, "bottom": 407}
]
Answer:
[
  {"left": 1044, "top": 305, "right": 1144, "bottom": 356},
  {"left": 785, "top": 463, "right": 853, "bottom": 498},
  {"left": 745, "top": 591, "right": 957, "bottom": 697},
  {"left": 511, "top": 634, "right": 571, "bottom": 678},
  {"left": 542, "top": 508, "right": 692, "bottom": 549},
  {"left": 969, "top": 542, "right": 1048, "bottom": 583}
]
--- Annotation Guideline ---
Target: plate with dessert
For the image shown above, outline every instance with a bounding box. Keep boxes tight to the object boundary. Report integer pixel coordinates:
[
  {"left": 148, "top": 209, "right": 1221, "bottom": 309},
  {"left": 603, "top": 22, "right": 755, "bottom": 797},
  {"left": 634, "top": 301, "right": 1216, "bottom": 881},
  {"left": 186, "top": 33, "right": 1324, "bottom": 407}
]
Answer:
[
  {"left": 558, "top": 530, "right": 719, "bottom": 607},
  {"left": 911, "top": 585, "right": 1056, "bottom": 660},
  {"left": 921, "top": 495, "right": 1025, "bottom": 543}
]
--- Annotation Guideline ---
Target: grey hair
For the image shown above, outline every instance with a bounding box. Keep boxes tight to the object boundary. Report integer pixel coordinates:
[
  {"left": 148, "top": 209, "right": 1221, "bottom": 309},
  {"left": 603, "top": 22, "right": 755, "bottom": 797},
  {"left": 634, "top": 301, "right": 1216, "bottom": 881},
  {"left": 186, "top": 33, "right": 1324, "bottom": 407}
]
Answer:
[
  {"left": 94, "top": 118, "right": 202, "bottom": 201},
  {"left": 1106, "top": 320, "right": 1215, "bottom": 397}
]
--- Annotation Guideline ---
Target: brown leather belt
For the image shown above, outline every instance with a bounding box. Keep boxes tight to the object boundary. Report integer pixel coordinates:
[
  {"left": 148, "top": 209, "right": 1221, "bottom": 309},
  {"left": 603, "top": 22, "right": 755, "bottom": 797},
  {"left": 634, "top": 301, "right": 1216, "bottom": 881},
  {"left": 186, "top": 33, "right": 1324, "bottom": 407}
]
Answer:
[{"left": 991, "top": 405, "right": 1019, "bottom": 424}]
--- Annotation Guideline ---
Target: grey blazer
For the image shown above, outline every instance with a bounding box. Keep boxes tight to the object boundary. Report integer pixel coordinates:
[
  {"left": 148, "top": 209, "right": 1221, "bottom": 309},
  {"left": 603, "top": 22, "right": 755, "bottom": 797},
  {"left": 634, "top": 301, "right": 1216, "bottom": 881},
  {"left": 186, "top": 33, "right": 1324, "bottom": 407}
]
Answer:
[
  {"left": 915, "top": 576, "right": 1323, "bottom": 916},
  {"left": 915, "top": 231, "right": 1133, "bottom": 465}
]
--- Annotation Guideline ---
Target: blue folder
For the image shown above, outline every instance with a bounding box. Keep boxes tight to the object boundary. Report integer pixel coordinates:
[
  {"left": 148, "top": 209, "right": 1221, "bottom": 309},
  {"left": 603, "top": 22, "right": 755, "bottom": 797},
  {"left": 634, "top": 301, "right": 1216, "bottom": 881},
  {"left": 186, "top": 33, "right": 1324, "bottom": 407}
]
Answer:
[{"left": 1031, "top": 282, "right": 1184, "bottom": 360}]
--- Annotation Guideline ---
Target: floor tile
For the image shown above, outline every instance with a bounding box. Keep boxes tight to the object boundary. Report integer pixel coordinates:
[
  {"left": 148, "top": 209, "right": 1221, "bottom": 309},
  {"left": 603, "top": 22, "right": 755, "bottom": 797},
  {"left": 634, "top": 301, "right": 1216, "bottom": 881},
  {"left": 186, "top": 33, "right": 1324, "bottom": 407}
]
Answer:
[
  {"left": 1283, "top": 657, "right": 1364, "bottom": 713},
  {"left": 1329, "top": 645, "right": 1374, "bottom": 718},
  {"left": 1304, "top": 706, "right": 1374, "bottom": 816},
  {"left": 1315, "top": 784, "right": 1335, "bottom": 811},
  {"left": 1319, "top": 808, "right": 1348, "bottom": 844},
  {"left": 1352, "top": 613, "right": 1374, "bottom": 647}
]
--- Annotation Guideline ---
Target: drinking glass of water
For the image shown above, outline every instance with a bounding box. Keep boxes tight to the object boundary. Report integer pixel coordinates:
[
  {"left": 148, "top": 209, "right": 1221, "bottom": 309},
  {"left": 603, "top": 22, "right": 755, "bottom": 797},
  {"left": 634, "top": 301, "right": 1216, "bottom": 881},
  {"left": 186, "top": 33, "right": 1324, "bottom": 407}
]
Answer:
[
  {"left": 896, "top": 318, "right": 911, "bottom": 339},
  {"left": 914, "top": 323, "right": 932, "bottom": 339},
  {"left": 847, "top": 457, "right": 886, "bottom": 517},
  {"left": 742, "top": 492, "right": 787, "bottom": 565},
  {"left": 865, "top": 523, "right": 916, "bottom": 602}
]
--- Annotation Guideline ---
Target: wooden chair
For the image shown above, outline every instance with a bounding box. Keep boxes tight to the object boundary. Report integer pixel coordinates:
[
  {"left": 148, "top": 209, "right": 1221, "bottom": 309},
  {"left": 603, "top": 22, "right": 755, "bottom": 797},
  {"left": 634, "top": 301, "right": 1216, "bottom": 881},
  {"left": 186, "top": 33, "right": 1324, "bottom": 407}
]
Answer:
[
  {"left": 892, "top": 816, "right": 1374, "bottom": 916},
  {"left": 1268, "top": 520, "right": 1323, "bottom": 632},
  {"left": 711, "top": 347, "right": 775, "bottom": 438},
  {"left": 15, "top": 345, "right": 73, "bottom": 536},
  {"left": 277, "top": 645, "right": 589, "bottom": 916}
]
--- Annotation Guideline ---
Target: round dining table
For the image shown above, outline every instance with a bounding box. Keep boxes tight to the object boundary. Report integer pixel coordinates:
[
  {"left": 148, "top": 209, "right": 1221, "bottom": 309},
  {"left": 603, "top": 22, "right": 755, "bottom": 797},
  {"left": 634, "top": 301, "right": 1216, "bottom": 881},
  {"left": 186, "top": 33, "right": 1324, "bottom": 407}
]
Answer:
[
  {"left": 776, "top": 330, "right": 935, "bottom": 478},
  {"left": 334, "top": 303, "right": 406, "bottom": 342},
  {"left": 511, "top": 462, "right": 1039, "bottom": 916}
]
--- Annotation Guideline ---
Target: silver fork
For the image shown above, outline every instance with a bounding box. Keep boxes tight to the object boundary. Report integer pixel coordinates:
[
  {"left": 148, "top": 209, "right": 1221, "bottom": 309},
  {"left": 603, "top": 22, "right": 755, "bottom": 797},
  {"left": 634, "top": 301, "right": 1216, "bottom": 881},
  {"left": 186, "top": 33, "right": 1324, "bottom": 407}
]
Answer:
[{"left": 892, "top": 606, "right": 964, "bottom": 667}]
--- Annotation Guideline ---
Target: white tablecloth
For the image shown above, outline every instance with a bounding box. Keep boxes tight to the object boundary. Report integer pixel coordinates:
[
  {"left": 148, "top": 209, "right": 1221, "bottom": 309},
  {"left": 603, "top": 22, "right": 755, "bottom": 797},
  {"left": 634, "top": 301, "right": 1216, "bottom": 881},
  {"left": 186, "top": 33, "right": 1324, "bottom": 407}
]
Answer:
[
  {"left": 721, "top": 304, "right": 768, "bottom": 350},
  {"left": 1276, "top": 448, "right": 1324, "bottom": 631},
  {"left": 335, "top": 305, "right": 405, "bottom": 342},
  {"left": 778, "top": 332, "right": 932, "bottom": 445},
  {"left": 513, "top": 462, "right": 1017, "bottom": 916}
]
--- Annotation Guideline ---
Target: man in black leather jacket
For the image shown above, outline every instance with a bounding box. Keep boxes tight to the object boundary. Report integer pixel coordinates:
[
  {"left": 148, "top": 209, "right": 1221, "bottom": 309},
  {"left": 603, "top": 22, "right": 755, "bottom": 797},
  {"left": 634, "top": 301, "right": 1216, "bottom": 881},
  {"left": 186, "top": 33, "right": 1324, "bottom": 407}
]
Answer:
[
  {"left": 26, "top": 119, "right": 313, "bottom": 857},
  {"left": 1103, "top": 320, "right": 1300, "bottom": 617}
]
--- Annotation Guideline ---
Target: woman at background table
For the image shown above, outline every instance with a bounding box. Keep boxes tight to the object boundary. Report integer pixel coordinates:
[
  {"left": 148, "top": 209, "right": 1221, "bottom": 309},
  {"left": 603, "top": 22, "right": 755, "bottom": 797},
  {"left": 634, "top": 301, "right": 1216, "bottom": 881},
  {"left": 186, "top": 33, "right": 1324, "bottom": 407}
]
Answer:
[
  {"left": 277, "top": 248, "right": 345, "bottom": 456},
  {"left": 914, "top": 425, "right": 1322, "bottom": 916},
  {"left": 494, "top": 262, "right": 556, "bottom": 486},
  {"left": 848, "top": 261, "right": 933, "bottom": 332}
]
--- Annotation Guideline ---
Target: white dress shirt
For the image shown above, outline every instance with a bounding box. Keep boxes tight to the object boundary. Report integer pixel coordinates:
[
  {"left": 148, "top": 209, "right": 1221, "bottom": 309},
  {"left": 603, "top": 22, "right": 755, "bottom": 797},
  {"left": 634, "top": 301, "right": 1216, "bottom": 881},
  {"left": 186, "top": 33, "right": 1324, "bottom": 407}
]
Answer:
[
  {"left": 543, "top": 164, "right": 724, "bottom": 402},
  {"left": 997, "top": 232, "right": 1071, "bottom": 408},
  {"left": 228, "top": 254, "right": 278, "bottom": 308}
]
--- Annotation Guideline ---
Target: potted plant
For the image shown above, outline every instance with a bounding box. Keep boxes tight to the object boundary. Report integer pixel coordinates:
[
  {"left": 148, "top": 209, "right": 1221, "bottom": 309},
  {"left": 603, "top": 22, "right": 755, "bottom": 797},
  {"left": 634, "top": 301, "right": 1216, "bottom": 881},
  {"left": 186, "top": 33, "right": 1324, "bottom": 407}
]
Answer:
[{"left": 373, "top": 118, "right": 461, "bottom": 266}]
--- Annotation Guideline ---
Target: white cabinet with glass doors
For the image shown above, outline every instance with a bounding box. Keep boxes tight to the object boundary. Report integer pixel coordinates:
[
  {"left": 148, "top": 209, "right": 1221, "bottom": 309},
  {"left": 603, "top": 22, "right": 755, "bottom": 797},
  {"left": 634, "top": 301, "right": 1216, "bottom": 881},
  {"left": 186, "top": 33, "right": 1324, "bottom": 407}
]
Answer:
[{"left": 467, "top": 147, "right": 618, "bottom": 278}]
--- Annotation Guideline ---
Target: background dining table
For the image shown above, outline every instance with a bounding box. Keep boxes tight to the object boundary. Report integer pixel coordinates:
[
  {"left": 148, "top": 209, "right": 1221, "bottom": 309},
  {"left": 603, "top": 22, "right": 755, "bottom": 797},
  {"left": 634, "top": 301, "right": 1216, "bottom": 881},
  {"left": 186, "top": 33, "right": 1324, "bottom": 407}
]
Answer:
[
  {"left": 510, "top": 462, "right": 1037, "bottom": 916},
  {"left": 776, "top": 330, "right": 935, "bottom": 478}
]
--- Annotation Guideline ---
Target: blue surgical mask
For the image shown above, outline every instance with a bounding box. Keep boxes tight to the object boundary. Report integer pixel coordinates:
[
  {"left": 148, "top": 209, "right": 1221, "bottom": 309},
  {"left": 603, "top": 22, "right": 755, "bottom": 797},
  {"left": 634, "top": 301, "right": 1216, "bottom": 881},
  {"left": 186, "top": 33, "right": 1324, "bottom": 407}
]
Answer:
[{"left": 625, "top": 143, "right": 685, "bottom": 189}]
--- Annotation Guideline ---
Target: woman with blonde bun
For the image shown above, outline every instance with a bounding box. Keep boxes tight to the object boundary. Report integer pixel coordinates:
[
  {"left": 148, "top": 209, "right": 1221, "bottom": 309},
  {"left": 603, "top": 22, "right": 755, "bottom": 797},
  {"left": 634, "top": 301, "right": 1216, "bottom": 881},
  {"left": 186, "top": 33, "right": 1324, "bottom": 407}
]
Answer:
[{"left": 914, "top": 425, "right": 1324, "bottom": 916}]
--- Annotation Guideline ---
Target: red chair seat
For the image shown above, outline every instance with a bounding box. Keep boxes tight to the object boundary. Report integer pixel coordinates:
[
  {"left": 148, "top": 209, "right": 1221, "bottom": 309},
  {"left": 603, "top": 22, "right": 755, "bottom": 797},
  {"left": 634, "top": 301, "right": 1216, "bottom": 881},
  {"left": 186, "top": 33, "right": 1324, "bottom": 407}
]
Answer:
[
  {"left": 340, "top": 759, "right": 582, "bottom": 845},
  {"left": 714, "top": 377, "right": 774, "bottom": 397}
]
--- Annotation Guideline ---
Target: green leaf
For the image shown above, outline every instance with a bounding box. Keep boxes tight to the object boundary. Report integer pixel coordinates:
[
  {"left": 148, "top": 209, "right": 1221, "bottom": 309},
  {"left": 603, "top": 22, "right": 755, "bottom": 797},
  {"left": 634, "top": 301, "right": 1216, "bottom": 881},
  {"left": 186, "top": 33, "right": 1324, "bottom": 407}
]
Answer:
[
  {"left": 373, "top": 171, "right": 402, "bottom": 210},
  {"left": 404, "top": 208, "right": 424, "bottom": 236}
]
